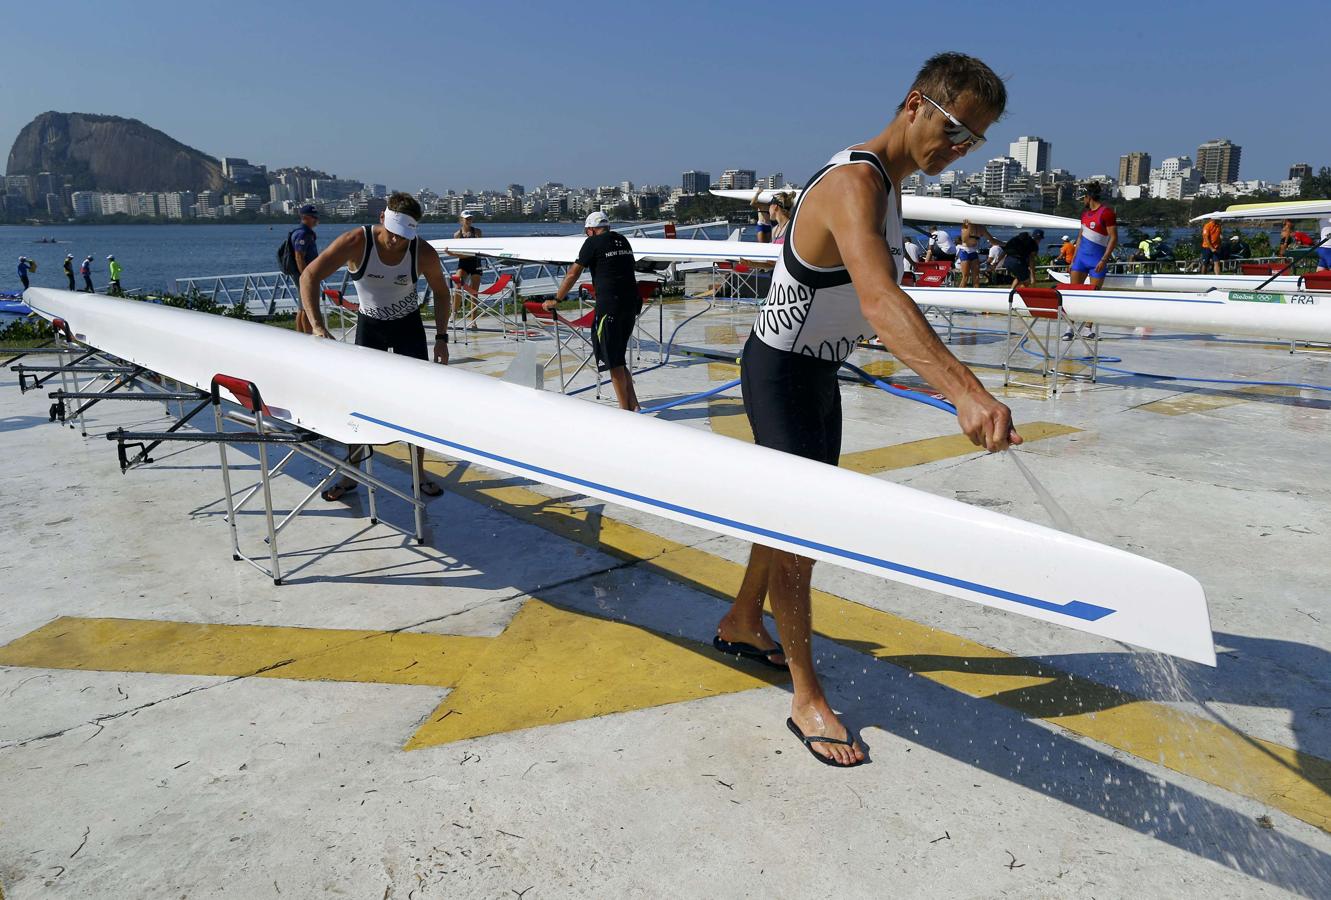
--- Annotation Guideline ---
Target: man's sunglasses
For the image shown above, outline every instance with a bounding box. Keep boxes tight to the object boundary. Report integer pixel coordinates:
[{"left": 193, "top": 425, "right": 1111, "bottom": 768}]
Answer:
[{"left": 920, "top": 94, "right": 986, "bottom": 152}]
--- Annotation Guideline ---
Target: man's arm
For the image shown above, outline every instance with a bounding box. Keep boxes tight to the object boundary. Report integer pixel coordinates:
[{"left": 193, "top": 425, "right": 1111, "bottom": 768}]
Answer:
[
  {"left": 1096, "top": 224, "right": 1119, "bottom": 272},
  {"left": 818, "top": 167, "right": 1020, "bottom": 451},
  {"left": 417, "top": 245, "right": 451, "bottom": 364},
  {"left": 299, "top": 228, "right": 364, "bottom": 338},
  {"left": 543, "top": 263, "right": 585, "bottom": 310}
]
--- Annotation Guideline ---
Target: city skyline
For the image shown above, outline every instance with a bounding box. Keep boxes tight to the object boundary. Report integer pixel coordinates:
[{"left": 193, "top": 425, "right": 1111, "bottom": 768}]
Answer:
[{"left": 1, "top": 0, "right": 1324, "bottom": 194}]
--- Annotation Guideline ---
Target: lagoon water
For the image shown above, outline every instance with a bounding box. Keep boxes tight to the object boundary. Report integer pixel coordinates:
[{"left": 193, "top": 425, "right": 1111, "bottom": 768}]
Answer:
[{"left": 0, "top": 222, "right": 589, "bottom": 295}]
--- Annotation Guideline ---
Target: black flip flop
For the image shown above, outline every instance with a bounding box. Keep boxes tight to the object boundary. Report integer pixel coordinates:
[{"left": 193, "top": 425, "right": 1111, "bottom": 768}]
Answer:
[
  {"left": 712, "top": 635, "right": 788, "bottom": 670},
  {"left": 420, "top": 480, "right": 444, "bottom": 497},
  {"left": 786, "top": 717, "right": 866, "bottom": 768}
]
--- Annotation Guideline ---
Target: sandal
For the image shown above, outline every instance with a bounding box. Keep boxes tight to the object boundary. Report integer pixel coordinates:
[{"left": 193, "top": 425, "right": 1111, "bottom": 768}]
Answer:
[
  {"left": 786, "top": 717, "right": 866, "bottom": 768},
  {"left": 420, "top": 480, "right": 443, "bottom": 497},
  {"left": 321, "top": 481, "right": 358, "bottom": 502}
]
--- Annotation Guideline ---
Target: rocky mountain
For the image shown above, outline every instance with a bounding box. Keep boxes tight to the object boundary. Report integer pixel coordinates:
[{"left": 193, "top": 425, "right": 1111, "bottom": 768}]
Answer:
[{"left": 6, "top": 111, "right": 226, "bottom": 193}]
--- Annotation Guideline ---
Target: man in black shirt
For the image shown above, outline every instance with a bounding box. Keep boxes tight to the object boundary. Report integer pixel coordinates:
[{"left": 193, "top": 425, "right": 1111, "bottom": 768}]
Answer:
[
  {"left": 1001, "top": 228, "right": 1043, "bottom": 287},
  {"left": 544, "top": 211, "right": 643, "bottom": 410}
]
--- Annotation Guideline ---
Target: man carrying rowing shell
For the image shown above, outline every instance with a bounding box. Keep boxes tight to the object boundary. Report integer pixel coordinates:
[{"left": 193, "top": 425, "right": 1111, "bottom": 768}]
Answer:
[
  {"left": 714, "top": 52, "right": 1021, "bottom": 767},
  {"left": 298, "top": 192, "right": 453, "bottom": 500}
]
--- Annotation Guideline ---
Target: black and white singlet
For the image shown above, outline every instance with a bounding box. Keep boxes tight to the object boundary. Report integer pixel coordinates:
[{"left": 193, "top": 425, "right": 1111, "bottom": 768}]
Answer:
[
  {"left": 752, "top": 148, "right": 904, "bottom": 362},
  {"left": 348, "top": 225, "right": 421, "bottom": 321}
]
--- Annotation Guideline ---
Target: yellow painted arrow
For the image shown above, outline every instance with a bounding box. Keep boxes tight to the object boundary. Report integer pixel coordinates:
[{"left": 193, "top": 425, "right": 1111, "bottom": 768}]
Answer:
[{"left": 0, "top": 602, "right": 786, "bottom": 752}]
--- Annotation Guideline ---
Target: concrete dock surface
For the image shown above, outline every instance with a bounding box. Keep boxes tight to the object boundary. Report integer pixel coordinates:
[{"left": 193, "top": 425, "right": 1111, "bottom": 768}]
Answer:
[{"left": 2, "top": 300, "right": 1330, "bottom": 898}]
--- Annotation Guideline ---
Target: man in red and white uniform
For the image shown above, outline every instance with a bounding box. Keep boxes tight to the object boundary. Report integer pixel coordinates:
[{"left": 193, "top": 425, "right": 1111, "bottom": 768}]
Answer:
[{"left": 1068, "top": 182, "right": 1118, "bottom": 289}]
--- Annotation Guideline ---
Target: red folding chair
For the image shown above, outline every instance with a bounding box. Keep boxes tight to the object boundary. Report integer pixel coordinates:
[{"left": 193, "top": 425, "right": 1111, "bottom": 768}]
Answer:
[
  {"left": 522, "top": 301, "right": 602, "bottom": 396},
  {"left": 1005, "top": 285, "right": 1097, "bottom": 396}
]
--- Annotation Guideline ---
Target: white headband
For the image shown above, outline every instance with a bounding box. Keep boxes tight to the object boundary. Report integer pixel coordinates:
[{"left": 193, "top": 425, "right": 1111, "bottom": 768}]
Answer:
[{"left": 383, "top": 209, "right": 418, "bottom": 239}]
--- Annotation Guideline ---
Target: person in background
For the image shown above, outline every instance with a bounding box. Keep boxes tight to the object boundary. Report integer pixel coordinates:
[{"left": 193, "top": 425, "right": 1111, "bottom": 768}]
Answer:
[
  {"left": 1058, "top": 234, "right": 1076, "bottom": 268},
  {"left": 17, "top": 256, "right": 31, "bottom": 291},
  {"left": 107, "top": 255, "right": 123, "bottom": 295},
  {"left": 543, "top": 211, "right": 643, "bottom": 411},
  {"left": 956, "top": 219, "right": 999, "bottom": 287},
  {"left": 451, "top": 211, "right": 484, "bottom": 323},
  {"left": 1150, "top": 235, "right": 1172, "bottom": 260},
  {"left": 1136, "top": 234, "right": 1153, "bottom": 262},
  {"left": 1317, "top": 215, "right": 1331, "bottom": 272},
  {"left": 1278, "top": 219, "right": 1295, "bottom": 258},
  {"left": 753, "top": 189, "right": 774, "bottom": 243},
  {"left": 904, "top": 236, "right": 924, "bottom": 273},
  {"left": 1000, "top": 228, "right": 1043, "bottom": 287},
  {"left": 1228, "top": 232, "right": 1250, "bottom": 260},
  {"left": 80, "top": 256, "right": 94, "bottom": 292},
  {"left": 1201, "top": 216, "right": 1222, "bottom": 275},
  {"left": 63, "top": 253, "right": 76, "bottom": 290},
  {"left": 1068, "top": 182, "right": 1118, "bottom": 288},
  {"left": 768, "top": 192, "right": 794, "bottom": 244},
  {"left": 290, "top": 204, "right": 320, "bottom": 334},
  {"left": 986, "top": 240, "right": 1006, "bottom": 282},
  {"left": 925, "top": 224, "right": 956, "bottom": 263}
]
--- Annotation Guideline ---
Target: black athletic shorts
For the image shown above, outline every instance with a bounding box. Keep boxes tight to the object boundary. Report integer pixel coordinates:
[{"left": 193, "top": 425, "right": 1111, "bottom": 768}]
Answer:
[
  {"left": 355, "top": 308, "right": 428, "bottom": 361},
  {"left": 457, "top": 256, "right": 481, "bottom": 276},
  {"left": 740, "top": 332, "right": 842, "bottom": 466},
  {"left": 591, "top": 301, "right": 641, "bottom": 371}
]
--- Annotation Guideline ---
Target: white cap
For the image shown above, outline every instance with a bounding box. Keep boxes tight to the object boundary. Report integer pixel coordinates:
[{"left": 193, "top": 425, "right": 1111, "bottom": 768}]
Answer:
[
  {"left": 66, "top": 253, "right": 73, "bottom": 258},
  {"left": 1061, "top": 235, "right": 1070, "bottom": 241},
  {"left": 107, "top": 254, "right": 115, "bottom": 260},
  {"left": 585, "top": 211, "right": 610, "bottom": 228},
  {"left": 460, "top": 210, "right": 473, "bottom": 218}
]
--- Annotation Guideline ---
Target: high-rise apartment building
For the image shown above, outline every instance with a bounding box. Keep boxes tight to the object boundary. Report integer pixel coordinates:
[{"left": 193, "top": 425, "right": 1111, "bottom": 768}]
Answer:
[
  {"left": 1008, "top": 136, "right": 1050, "bottom": 174},
  {"left": 681, "top": 170, "right": 710, "bottom": 194},
  {"left": 1196, "top": 139, "right": 1241, "bottom": 184},
  {"left": 1118, "top": 152, "right": 1151, "bottom": 186}
]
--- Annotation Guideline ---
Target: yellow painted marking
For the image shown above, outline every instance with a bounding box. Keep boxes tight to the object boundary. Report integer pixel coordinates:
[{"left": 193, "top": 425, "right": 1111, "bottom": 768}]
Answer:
[
  {"left": 0, "top": 605, "right": 782, "bottom": 752},
  {"left": 1138, "top": 385, "right": 1312, "bottom": 416},
  {"left": 704, "top": 324, "right": 739, "bottom": 344},
  {"left": 706, "top": 396, "right": 754, "bottom": 443},
  {"left": 1000, "top": 384, "right": 1054, "bottom": 400},
  {"left": 1137, "top": 392, "right": 1246, "bottom": 416},
  {"left": 838, "top": 422, "right": 1080, "bottom": 475},
  {"left": 368, "top": 447, "right": 1331, "bottom": 832},
  {"left": 856, "top": 359, "right": 899, "bottom": 379},
  {"left": 707, "top": 361, "right": 739, "bottom": 381}
]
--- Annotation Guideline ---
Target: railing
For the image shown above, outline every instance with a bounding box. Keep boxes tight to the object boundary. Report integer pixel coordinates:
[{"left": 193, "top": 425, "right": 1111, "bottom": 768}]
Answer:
[{"left": 173, "top": 271, "right": 337, "bottom": 316}]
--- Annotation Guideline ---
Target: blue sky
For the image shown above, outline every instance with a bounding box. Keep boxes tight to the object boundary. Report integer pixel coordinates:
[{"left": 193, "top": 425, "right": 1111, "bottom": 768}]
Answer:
[{"left": 2, "top": 0, "right": 1322, "bottom": 192}]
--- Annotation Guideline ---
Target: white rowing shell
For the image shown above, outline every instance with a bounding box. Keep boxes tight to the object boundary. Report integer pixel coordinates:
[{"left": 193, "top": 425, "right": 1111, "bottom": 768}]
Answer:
[
  {"left": 709, "top": 189, "right": 1082, "bottom": 231},
  {"left": 908, "top": 286, "right": 1331, "bottom": 341},
  {"left": 25, "top": 288, "right": 1213, "bottom": 664},
  {"left": 1049, "top": 270, "right": 1309, "bottom": 294}
]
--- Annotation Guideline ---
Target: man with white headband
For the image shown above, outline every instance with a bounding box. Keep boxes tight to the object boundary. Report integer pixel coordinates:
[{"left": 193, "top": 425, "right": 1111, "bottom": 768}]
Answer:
[{"left": 298, "top": 191, "right": 453, "bottom": 501}]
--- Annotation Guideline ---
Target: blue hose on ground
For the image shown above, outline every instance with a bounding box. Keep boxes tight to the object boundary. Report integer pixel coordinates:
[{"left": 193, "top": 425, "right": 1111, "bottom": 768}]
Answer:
[
  {"left": 839, "top": 361, "right": 958, "bottom": 415},
  {"left": 638, "top": 378, "right": 741, "bottom": 414}
]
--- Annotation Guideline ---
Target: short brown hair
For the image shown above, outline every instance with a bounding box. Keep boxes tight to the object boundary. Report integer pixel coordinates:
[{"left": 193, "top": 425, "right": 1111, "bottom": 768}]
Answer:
[
  {"left": 386, "top": 191, "right": 423, "bottom": 220},
  {"left": 897, "top": 52, "right": 1007, "bottom": 119}
]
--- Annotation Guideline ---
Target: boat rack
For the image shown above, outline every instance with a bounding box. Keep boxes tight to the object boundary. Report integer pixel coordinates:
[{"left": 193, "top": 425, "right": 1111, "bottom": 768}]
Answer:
[
  {"left": 102, "top": 373, "right": 427, "bottom": 585},
  {"left": 6, "top": 319, "right": 426, "bottom": 585}
]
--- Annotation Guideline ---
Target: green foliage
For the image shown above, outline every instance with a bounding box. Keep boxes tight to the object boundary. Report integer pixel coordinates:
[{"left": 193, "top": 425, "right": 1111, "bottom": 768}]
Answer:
[
  {"left": 1300, "top": 166, "right": 1331, "bottom": 200},
  {"left": 0, "top": 316, "right": 54, "bottom": 342}
]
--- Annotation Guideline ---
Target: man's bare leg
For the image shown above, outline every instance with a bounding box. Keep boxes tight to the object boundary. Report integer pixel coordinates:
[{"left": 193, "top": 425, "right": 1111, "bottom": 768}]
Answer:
[
  {"left": 767, "top": 549, "right": 865, "bottom": 765},
  {"left": 607, "top": 366, "right": 639, "bottom": 411},
  {"left": 295, "top": 309, "right": 311, "bottom": 334},
  {"left": 717, "top": 544, "right": 785, "bottom": 664}
]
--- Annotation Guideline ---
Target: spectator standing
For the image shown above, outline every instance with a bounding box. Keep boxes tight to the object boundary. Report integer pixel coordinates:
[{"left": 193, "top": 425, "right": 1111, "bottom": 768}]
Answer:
[
  {"left": 1201, "top": 217, "right": 1222, "bottom": 275},
  {"left": 107, "top": 255, "right": 123, "bottom": 295},
  {"left": 80, "top": 256, "right": 94, "bottom": 292},
  {"left": 63, "top": 253, "right": 76, "bottom": 290},
  {"left": 290, "top": 204, "right": 320, "bottom": 334}
]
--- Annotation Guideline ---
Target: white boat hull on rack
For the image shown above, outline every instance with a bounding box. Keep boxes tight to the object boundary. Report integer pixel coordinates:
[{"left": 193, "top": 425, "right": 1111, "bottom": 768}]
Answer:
[
  {"left": 23, "top": 287, "right": 1214, "bottom": 665},
  {"left": 908, "top": 286, "right": 1331, "bottom": 342},
  {"left": 1049, "top": 269, "right": 1309, "bottom": 294},
  {"left": 710, "top": 189, "right": 1082, "bottom": 231}
]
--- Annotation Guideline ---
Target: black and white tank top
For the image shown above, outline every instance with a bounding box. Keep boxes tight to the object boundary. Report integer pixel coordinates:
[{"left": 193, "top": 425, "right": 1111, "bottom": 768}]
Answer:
[
  {"left": 753, "top": 148, "right": 904, "bottom": 362},
  {"left": 348, "top": 225, "right": 421, "bottom": 321}
]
